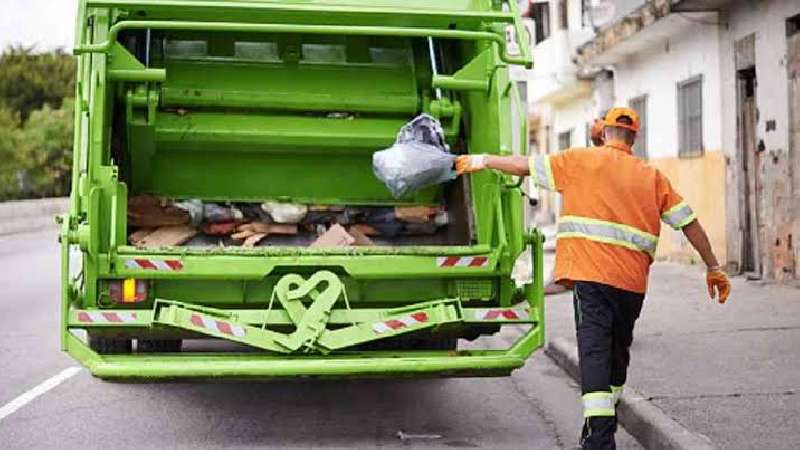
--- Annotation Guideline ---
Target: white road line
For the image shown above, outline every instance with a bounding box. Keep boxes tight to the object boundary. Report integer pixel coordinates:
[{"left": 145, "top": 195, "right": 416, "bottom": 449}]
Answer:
[{"left": 0, "top": 366, "right": 81, "bottom": 422}]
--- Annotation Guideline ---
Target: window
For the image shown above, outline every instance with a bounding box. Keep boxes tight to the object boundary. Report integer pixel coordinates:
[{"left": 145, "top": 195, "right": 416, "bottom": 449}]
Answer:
[
  {"left": 629, "top": 95, "right": 648, "bottom": 159},
  {"left": 369, "top": 47, "right": 411, "bottom": 66},
  {"left": 558, "top": 129, "right": 573, "bottom": 150},
  {"left": 234, "top": 42, "right": 280, "bottom": 62},
  {"left": 581, "top": 0, "right": 589, "bottom": 27},
  {"left": 517, "top": 80, "right": 528, "bottom": 104},
  {"left": 528, "top": 2, "right": 551, "bottom": 44},
  {"left": 677, "top": 76, "right": 703, "bottom": 157},
  {"left": 787, "top": 13, "right": 800, "bottom": 37},
  {"left": 558, "top": 0, "right": 568, "bottom": 30},
  {"left": 511, "top": 83, "right": 525, "bottom": 155},
  {"left": 585, "top": 122, "right": 592, "bottom": 146},
  {"left": 302, "top": 44, "right": 347, "bottom": 63},
  {"left": 164, "top": 40, "right": 208, "bottom": 59}
]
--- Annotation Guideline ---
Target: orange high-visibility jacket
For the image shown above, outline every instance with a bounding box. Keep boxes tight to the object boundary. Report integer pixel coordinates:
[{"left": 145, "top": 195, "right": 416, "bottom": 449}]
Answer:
[{"left": 530, "top": 141, "right": 696, "bottom": 293}]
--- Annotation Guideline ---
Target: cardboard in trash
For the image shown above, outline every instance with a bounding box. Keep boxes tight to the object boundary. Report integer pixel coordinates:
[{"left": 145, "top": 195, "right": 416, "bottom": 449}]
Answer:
[
  {"left": 348, "top": 227, "right": 375, "bottom": 246},
  {"left": 310, "top": 224, "right": 356, "bottom": 247},
  {"left": 231, "top": 222, "right": 299, "bottom": 246},
  {"left": 134, "top": 225, "right": 198, "bottom": 247},
  {"left": 128, "top": 195, "right": 190, "bottom": 228},
  {"left": 395, "top": 206, "right": 441, "bottom": 223}
]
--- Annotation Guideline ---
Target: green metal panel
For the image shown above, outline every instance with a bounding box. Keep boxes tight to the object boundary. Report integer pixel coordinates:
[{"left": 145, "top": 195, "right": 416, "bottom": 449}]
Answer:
[
  {"left": 84, "top": 0, "right": 517, "bottom": 31},
  {"left": 454, "top": 278, "right": 495, "bottom": 300},
  {"left": 75, "top": 16, "right": 532, "bottom": 68},
  {"left": 161, "top": 56, "right": 419, "bottom": 113}
]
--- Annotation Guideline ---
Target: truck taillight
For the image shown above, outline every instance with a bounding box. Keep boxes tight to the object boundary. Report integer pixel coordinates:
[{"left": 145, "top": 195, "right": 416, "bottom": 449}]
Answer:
[{"left": 109, "top": 279, "right": 148, "bottom": 303}]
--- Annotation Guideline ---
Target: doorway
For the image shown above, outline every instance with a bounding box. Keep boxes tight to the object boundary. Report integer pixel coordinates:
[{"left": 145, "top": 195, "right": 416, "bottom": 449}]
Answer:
[
  {"left": 735, "top": 34, "right": 761, "bottom": 276},
  {"left": 786, "top": 14, "right": 800, "bottom": 280}
]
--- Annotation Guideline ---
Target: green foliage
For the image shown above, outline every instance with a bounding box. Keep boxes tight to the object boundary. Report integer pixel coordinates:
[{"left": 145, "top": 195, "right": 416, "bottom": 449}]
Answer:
[
  {"left": 0, "top": 46, "right": 75, "bottom": 123},
  {"left": 0, "top": 47, "right": 75, "bottom": 200},
  {"left": 17, "top": 100, "right": 75, "bottom": 198},
  {"left": 0, "top": 106, "right": 23, "bottom": 200}
]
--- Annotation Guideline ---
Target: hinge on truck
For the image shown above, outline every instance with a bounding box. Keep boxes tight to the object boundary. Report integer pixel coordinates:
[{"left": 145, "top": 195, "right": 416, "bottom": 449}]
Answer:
[{"left": 152, "top": 270, "right": 463, "bottom": 354}]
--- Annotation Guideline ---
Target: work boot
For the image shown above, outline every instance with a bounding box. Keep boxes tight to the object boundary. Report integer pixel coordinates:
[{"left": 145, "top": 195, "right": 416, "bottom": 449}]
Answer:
[{"left": 579, "top": 417, "right": 616, "bottom": 450}]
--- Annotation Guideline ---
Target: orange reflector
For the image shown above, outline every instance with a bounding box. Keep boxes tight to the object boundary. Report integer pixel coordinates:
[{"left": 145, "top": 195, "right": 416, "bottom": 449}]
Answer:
[
  {"left": 123, "top": 278, "right": 136, "bottom": 302},
  {"left": 109, "top": 279, "right": 147, "bottom": 303}
]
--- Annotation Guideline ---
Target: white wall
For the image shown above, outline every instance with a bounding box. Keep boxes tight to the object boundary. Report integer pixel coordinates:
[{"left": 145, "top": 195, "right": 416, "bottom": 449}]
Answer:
[
  {"left": 552, "top": 97, "right": 595, "bottom": 149},
  {"left": 524, "top": 0, "right": 597, "bottom": 224},
  {"left": 611, "top": 0, "right": 646, "bottom": 22},
  {"left": 613, "top": 17, "right": 722, "bottom": 160},
  {"left": 526, "top": 0, "right": 595, "bottom": 106},
  {"left": 720, "top": 0, "right": 799, "bottom": 160}
]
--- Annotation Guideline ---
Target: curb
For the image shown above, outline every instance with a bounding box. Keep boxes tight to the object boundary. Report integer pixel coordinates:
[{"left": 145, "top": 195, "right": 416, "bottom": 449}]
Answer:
[{"left": 545, "top": 337, "right": 715, "bottom": 450}]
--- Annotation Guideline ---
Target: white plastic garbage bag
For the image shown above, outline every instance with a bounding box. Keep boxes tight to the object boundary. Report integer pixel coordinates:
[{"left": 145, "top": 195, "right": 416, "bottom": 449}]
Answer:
[
  {"left": 372, "top": 114, "right": 457, "bottom": 198},
  {"left": 261, "top": 202, "right": 308, "bottom": 224}
]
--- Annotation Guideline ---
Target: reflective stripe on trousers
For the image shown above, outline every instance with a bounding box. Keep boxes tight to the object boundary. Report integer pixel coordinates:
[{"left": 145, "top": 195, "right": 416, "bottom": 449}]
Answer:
[
  {"left": 583, "top": 392, "right": 615, "bottom": 417},
  {"left": 661, "top": 201, "right": 696, "bottom": 229},
  {"left": 558, "top": 216, "right": 658, "bottom": 257}
]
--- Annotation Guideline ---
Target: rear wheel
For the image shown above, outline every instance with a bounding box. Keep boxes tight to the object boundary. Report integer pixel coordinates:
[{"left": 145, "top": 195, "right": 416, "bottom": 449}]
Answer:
[
  {"left": 137, "top": 339, "right": 182, "bottom": 353},
  {"left": 88, "top": 335, "right": 132, "bottom": 354}
]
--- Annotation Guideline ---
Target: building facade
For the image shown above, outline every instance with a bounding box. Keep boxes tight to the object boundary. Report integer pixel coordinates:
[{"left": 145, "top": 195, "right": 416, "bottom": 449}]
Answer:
[
  {"left": 718, "top": 1, "right": 800, "bottom": 282},
  {"left": 524, "top": 0, "right": 800, "bottom": 282},
  {"left": 521, "top": 0, "right": 597, "bottom": 225}
]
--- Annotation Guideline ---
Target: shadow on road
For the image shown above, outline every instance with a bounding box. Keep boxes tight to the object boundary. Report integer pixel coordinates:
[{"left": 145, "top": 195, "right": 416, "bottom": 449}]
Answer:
[{"left": 100, "top": 377, "right": 493, "bottom": 448}]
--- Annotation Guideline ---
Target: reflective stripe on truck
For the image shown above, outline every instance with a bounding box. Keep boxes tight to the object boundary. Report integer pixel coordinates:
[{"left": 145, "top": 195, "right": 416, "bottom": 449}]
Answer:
[{"left": 436, "top": 256, "right": 489, "bottom": 267}]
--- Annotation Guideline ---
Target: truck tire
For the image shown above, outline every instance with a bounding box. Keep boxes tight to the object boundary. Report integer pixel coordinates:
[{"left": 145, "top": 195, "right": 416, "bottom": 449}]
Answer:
[
  {"left": 137, "top": 339, "right": 182, "bottom": 353},
  {"left": 88, "top": 335, "right": 132, "bottom": 354}
]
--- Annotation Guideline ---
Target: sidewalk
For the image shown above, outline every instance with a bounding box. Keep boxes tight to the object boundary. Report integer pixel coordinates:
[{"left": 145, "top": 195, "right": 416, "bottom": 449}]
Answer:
[{"left": 544, "top": 261, "right": 800, "bottom": 449}]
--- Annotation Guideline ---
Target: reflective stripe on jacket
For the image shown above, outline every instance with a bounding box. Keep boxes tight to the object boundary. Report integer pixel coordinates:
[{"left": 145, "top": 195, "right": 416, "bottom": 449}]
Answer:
[{"left": 530, "top": 142, "right": 696, "bottom": 293}]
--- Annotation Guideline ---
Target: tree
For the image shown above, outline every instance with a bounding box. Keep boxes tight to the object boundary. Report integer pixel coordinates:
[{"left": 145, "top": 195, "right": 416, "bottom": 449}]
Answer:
[
  {"left": 0, "top": 46, "right": 75, "bottom": 124},
  {"left": 0, "top": 105, "right": 24, "bottom": 200},
  {"left": 16, "top": 99, "right": 74, "bottom": 198},
  {"left": 0, "top": 47, "right": 76, "bottom": 200}
]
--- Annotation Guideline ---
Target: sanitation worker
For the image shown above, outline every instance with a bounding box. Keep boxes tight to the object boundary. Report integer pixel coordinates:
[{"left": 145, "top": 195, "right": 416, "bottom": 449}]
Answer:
[{"left": 455, "top": 107, "right": 731, "bottom": 450}]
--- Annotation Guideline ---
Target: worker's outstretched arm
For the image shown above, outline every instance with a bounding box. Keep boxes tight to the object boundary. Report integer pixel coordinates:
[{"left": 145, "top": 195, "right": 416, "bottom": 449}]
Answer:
[
  {"left": 456, "top": 155, "right": 530, "bottom": 176},
  {"left": 682, "top": 219, "right": 731, "bottom": 303}
]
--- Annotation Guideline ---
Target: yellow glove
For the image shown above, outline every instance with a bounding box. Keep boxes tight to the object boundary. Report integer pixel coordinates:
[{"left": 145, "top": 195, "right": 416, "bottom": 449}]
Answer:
[
  {"left": 706, "top": 269, "right": 731, "bottom": 304},
  {"left": 455, "top": 154, "right": 488, "bottom": 175}
]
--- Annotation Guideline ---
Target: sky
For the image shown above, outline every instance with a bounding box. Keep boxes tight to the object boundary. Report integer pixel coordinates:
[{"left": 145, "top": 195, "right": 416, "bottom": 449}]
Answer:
[{"left": 0, "top": 0, "right": 78, "bottom": 51}]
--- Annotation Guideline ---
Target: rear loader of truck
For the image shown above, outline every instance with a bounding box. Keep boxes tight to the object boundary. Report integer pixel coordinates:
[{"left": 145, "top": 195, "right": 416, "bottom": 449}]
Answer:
[{"left": 60, "top": 0, "right": 544, "bottom": 379}]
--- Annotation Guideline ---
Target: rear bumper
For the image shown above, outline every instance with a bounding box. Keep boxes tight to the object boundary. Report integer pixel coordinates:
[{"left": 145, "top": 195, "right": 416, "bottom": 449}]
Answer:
[{"left": 65, "top": 321, "right": 543, "bottom": 379}]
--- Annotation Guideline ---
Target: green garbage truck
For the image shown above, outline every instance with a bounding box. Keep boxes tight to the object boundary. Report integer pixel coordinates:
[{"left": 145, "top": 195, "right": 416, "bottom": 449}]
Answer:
[{"left": 60, "top": 0, "right": 544, "bottom": 379}]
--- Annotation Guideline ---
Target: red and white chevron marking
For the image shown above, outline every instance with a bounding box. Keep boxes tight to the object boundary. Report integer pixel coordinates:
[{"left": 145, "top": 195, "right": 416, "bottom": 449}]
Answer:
[
  {"left": 372, "top": 312, "right": 429, "bottom": 334},
  {"left": 77, "top": 311, "right": 138, "bottom": 323},
  {"left": 436, "top": 256, "right": 489, "bottom": 267},
  {"left": 477, "top": 307, "right": 529, "bottom": 321},
  {"left": 190, "top": 313, "right": 246, "bottom": 338},
  {"left": 124, "top": 259, "right": 184, "bottom": 271}
]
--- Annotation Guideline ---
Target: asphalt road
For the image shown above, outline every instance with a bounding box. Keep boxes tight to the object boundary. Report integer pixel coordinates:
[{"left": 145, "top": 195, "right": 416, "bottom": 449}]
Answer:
[{"left": 0, "top": 228, "right": 640, "bottom": 449}]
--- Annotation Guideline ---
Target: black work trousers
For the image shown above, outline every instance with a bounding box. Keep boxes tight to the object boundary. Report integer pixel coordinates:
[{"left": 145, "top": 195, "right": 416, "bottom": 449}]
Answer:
[{"left": 573, "top": 281, "right": 644, "bottom": 450}]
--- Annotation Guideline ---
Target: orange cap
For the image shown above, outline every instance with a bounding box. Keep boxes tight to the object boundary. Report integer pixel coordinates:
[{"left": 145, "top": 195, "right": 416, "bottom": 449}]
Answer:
[{"left": 603, "top": 107, "right": 640, "bottom": 133}]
